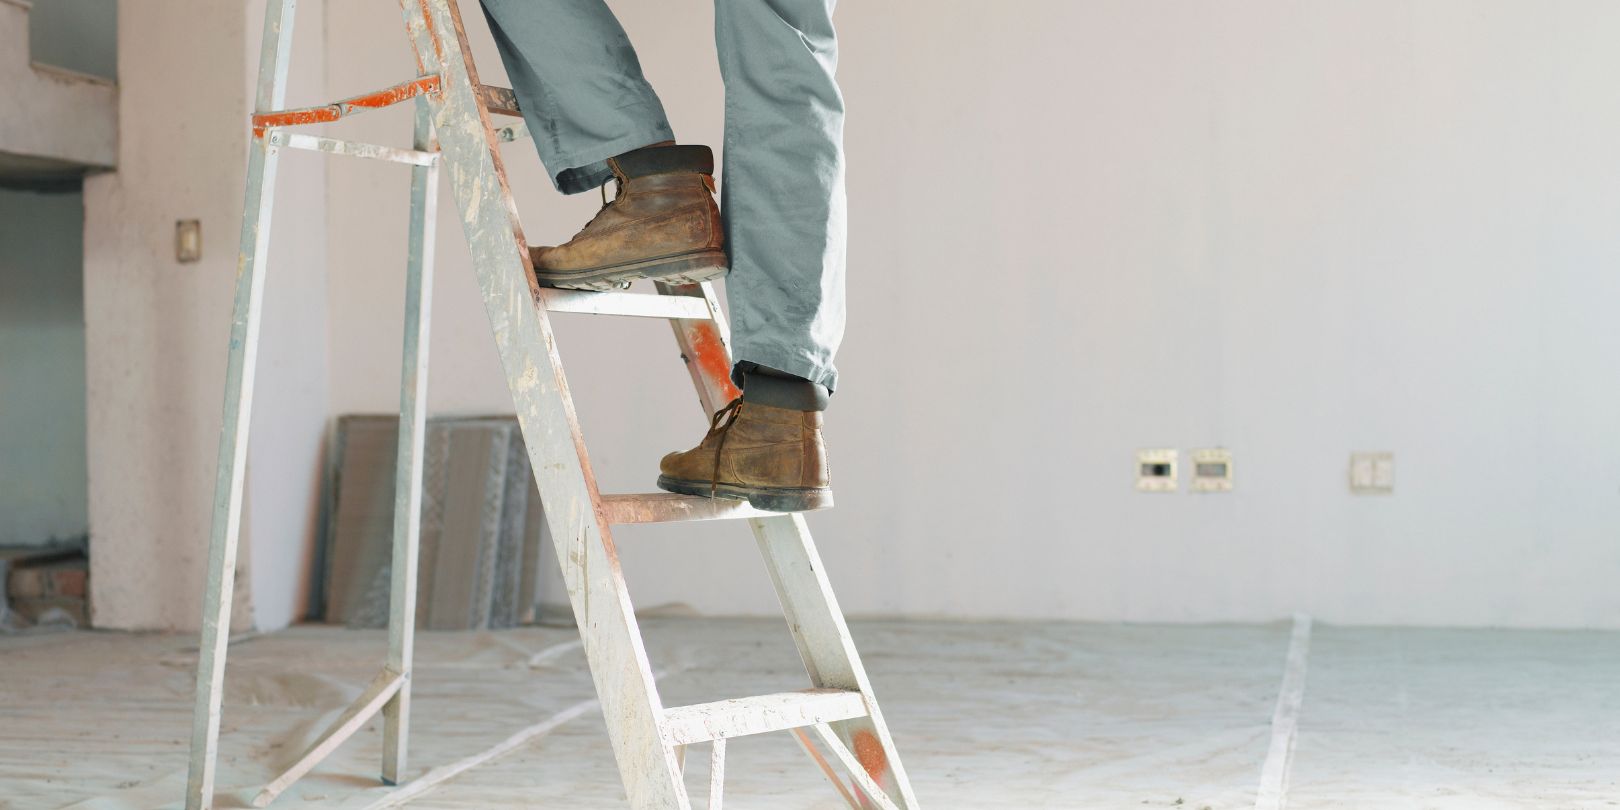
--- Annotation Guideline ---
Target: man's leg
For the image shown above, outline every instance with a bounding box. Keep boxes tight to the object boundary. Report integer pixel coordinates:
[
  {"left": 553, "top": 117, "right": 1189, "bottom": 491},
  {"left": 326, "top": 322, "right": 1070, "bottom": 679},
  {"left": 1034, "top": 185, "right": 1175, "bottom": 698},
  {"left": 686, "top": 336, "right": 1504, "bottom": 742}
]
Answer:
[
  {"left": 480, "top": 0, "right": 728, "bottom": 290},
  {"left": 715, "top": 0, "right": 846, "bottom": 397},
  {"left": 656, "top": 0, "right": 844, "bottom": 512},
  {"left": 480, "top": 0, "right": 670, "bottom": 192}
]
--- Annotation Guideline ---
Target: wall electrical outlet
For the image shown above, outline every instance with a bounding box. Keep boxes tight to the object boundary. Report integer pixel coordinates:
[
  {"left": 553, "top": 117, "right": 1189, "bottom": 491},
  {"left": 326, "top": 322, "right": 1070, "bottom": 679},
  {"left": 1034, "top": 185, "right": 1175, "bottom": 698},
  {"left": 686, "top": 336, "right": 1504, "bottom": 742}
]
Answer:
[
  {"left": 1136, "top": 449, "right": 1178, "bottom": 492},
  {"left": 1350, "top": 452, "right": 1394, "bottom": 494},
  {"left": 1191, "top": 448, "right": 1234, "bottom": 492}
]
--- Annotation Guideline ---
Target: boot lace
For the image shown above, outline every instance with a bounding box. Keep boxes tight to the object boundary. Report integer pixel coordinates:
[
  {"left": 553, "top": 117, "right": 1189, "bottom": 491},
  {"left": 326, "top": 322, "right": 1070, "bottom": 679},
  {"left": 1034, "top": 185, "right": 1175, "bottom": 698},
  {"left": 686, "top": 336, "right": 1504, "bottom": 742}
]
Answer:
[
  {"left": 563, "top": 177, "right": 624, "bottom": 242},
  {"left": 707, "top": 398, "right": 744, "bottom": 498}
]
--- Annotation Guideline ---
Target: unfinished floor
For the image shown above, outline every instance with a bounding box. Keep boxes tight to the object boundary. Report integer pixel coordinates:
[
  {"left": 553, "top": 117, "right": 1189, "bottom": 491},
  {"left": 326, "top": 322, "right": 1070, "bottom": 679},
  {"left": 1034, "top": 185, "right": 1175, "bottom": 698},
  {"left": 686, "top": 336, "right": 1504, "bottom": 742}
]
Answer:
[{"left": 1, "top": 618, "right": 1617, "bottom": 809}]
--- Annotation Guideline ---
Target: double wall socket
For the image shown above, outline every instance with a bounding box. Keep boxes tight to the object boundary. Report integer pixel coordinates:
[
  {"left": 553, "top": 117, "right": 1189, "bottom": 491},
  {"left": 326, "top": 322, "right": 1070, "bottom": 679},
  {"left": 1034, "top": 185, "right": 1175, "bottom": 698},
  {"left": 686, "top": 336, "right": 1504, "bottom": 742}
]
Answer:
[
  {"left": 1350, "top": 452, "right": 1394, "bottom": 494},
  {"left": 1137, "top": 448, "right": 1234, "bottom": 493}
]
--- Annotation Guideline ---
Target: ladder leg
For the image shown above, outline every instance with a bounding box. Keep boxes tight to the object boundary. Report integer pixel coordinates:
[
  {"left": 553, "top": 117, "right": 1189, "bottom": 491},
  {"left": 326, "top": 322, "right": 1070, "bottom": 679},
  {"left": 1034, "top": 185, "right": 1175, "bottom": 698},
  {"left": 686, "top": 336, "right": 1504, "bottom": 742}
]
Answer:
[
  {"left": 708, "top": 737, "right": 726, "bottom": 810},
  {"left": 185, "top": 4, "right": 298, "bottom": 808},
  {"left": 381, "top": 97, "right": 439, "bottom": 786},
  {"left": 751, "top": 515, "right": 920, "bottom": 809},
  {"left": 398, "top": 1, "right": 689, "bottom": 806},
  {"left": 185, "top": 125, "right": 281, "bottom": 810}
]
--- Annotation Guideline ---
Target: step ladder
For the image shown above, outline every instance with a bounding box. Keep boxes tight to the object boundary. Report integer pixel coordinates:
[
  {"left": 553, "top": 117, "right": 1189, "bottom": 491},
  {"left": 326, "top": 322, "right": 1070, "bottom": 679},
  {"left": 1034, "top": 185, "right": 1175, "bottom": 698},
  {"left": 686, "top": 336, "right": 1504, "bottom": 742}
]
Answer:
[{"left": 184, "top": 1, "right": 919, "bottom": 808}]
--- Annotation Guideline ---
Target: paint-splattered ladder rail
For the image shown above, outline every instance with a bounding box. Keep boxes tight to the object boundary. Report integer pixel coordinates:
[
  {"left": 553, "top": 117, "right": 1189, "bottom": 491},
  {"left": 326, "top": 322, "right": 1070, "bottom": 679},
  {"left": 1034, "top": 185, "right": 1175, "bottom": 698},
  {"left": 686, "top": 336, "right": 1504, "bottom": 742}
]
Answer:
[{"left": 184, "top": 1, "right": 919, "bottom": 809}]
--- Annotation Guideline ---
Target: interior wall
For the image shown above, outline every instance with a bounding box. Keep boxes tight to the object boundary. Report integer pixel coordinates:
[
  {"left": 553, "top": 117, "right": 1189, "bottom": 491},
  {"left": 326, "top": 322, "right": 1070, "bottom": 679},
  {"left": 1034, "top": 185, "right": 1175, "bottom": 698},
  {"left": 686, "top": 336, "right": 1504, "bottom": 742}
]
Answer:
[
  {"left": 323, "top": 1, "right": 1620, "bottom": 629},
  {"left": 85, "top": 0, "right": 326, "bottom": 631},
  {"left": 0, "top": 187, "right": 88, "bottom": 548}
]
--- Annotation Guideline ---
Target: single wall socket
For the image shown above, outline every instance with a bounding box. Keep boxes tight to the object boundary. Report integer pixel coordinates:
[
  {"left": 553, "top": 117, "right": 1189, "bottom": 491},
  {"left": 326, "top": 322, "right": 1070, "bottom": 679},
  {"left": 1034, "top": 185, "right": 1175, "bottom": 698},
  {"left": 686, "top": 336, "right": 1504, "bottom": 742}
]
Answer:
[
  {"left": 1136, "top": 449, "right": 1177, "bottom": 492},
  {"left": 1191, "top": 448, "right": 1234, "bottom": 492},
  {"left": 1350, "top": 452, "right": 1394, "bottom": 494}
]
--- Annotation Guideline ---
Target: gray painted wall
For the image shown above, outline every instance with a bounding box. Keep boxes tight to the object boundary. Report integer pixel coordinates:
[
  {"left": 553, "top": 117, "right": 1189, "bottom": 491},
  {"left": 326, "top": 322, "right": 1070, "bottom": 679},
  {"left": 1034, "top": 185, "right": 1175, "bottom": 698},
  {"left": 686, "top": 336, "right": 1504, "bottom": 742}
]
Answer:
[
  {"left": 29, "top": 0, "right": 116, "bottom": 80},
  {"left": 0, "top": 187, "right": 88, "bottom": 548}
]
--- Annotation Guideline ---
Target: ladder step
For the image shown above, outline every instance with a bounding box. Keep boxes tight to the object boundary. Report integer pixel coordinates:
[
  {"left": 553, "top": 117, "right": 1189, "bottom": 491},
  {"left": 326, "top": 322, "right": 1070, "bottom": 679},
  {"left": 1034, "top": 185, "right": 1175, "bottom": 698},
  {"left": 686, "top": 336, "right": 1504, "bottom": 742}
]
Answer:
[
  {"left": 267, "top": 132, "right": 439, "bottom": 166},
  {"left": 662, "top": 689, "right": 868, "bottom": 747},
  {"left": 540, "top": 289, "right": 713, "bottom": 320},
  {"left": 600, "top": 492, "right": 774, "bottom": 525}
]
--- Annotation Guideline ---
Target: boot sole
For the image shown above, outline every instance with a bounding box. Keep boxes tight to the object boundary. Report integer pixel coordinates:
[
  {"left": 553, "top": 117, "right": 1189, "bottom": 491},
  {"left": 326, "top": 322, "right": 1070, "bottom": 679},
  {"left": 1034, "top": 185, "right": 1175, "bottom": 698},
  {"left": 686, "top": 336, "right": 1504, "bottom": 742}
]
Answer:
[
  {"left": 536, "top": 249, "right": 729, "bottom": 292},
  {"left": 656, "top": 474, "right": 834, "bottom": 513}
]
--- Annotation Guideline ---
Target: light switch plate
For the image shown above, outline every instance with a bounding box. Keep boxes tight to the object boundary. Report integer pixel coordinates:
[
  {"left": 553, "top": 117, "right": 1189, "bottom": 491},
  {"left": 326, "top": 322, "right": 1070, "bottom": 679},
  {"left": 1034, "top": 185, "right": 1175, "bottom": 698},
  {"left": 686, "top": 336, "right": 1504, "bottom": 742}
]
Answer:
[
  {"left": 1136, "top": 449, "right": 1178, "bottom": 492},
  {"left": 1350, "top": 452, "right": 1393, "bottom": 494},
  {"left": 1191, "top": 448, "right": 1234, "bottom": 492},
  {"left": 176, "top": 219, "right": 202, "bottom": 263}
]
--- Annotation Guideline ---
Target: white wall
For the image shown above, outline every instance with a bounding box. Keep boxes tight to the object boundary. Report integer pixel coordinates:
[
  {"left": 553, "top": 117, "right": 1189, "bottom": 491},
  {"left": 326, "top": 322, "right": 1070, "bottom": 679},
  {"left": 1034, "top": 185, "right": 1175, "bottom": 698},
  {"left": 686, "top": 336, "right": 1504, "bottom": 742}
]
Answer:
[
  {"left": 85, "top": 0, "right": 325, "bottom": 631},
  {"left": 0, "top": 188, "right": 88, "bottom": 548},
  {"left": 859, "top": 1, "right": 1620, "bottom": 628},
  {"left": 318, "top": 1, "right": 1620, "bottom": 629}
]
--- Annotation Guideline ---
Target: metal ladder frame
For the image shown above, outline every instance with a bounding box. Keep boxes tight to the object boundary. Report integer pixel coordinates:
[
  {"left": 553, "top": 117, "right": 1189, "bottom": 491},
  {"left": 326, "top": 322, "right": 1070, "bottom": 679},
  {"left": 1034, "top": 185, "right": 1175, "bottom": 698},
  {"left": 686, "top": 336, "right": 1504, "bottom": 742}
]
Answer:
[{"left": 185, "top": 1, "right": 918, "bottom": 808}]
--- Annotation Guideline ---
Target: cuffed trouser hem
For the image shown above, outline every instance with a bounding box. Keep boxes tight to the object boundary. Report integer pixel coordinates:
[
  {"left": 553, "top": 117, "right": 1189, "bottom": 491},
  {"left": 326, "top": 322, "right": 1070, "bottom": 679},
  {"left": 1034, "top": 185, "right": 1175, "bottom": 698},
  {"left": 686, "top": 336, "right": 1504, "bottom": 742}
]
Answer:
[
  {"left": 549, "top": 123, "right": 675, "bottom": 195},
  {"left": 737, "top": 362, "right": 831, "bottom": 411},
  {"left": 731, "top": 348, "right": 838, "bottom": 396},
  {"left": 741, "top": 375, "right": 829, "bottom": 411}
]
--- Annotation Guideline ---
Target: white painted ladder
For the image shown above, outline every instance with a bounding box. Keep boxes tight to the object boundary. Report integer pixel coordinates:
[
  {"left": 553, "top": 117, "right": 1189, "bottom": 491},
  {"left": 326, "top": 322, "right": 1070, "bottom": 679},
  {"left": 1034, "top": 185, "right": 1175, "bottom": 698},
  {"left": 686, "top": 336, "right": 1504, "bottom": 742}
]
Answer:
[{"left": 184, "top": 1, "right": 919, "bottom": 808}]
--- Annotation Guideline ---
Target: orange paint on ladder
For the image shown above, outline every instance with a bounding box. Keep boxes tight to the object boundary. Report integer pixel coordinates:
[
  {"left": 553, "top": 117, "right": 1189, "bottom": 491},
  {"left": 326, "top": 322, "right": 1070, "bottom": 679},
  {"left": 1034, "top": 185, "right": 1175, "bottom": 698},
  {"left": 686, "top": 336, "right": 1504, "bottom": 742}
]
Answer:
[
  {"left": 420, "top": 4, "right": 447, "bottom": 67},
  {"left": 250, "top": 75, "right": 442, "bottom": 137},
  {"left": 346, "top": 76, "right": 441, "bottom": 109},
  {"left": 686, "top": 324, "right": 742, "bottom": 402},
  {"left": 852, "top": 729, "right": 890, "bottom": 781},
  {"left": 251, "top": 106, "right": 340, "bottom": 137}
]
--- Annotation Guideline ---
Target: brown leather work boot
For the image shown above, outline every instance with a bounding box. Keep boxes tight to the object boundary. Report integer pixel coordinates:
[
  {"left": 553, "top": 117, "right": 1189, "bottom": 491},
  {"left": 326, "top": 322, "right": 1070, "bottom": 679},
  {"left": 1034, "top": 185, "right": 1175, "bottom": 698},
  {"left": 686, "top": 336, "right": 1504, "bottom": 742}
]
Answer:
[
  {"left": 657, "top": 399, "right": 833, "bottom": 512},
  {"left": 530, "top": 144, "right": 727, "bottom": 291}
]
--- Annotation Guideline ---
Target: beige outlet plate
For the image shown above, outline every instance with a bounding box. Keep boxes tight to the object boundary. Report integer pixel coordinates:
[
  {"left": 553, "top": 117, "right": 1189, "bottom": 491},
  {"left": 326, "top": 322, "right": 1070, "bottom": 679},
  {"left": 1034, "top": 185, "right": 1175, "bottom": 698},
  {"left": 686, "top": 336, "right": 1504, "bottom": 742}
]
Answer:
[
  {"left": 1136, "top": 448, "right": 1178, "bottom": 492},
  {"left": 1350, "top": 452, "right": 1394, "bottom": 494},
  {"left": 1191, "top": 448, "right": 1234, "bottom": 492}
]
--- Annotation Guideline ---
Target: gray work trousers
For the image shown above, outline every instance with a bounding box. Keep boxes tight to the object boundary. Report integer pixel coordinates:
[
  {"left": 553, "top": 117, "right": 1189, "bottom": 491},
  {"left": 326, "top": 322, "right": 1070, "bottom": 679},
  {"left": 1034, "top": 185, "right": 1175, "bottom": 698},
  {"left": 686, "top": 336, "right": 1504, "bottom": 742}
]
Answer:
[{"left": 479, "top": 0, "right": 846, "bottom": 392}]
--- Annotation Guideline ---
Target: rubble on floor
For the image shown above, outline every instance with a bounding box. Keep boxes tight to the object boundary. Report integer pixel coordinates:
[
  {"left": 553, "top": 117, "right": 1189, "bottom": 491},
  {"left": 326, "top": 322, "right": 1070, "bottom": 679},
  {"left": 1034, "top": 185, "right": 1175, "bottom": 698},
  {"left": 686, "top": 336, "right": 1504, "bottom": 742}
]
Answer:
[{"left": 1, "top": 544, "right": 88, "bottom": 633}]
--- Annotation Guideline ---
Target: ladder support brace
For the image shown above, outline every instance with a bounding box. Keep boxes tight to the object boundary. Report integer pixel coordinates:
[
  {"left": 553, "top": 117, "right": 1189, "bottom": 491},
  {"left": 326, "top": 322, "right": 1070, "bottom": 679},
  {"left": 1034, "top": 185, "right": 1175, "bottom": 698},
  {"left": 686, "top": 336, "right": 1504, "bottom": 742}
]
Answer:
[{"left": 251, "top": 75, "right": 442, "bottom": 136}]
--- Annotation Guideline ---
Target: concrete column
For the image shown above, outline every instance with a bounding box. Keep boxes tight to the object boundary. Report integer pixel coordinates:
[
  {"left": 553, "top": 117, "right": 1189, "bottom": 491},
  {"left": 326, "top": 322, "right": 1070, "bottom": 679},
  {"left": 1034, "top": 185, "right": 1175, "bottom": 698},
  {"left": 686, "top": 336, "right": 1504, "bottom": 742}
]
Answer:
[{"left": 85, "top": 0, "right": 326, "bottom": 631}]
